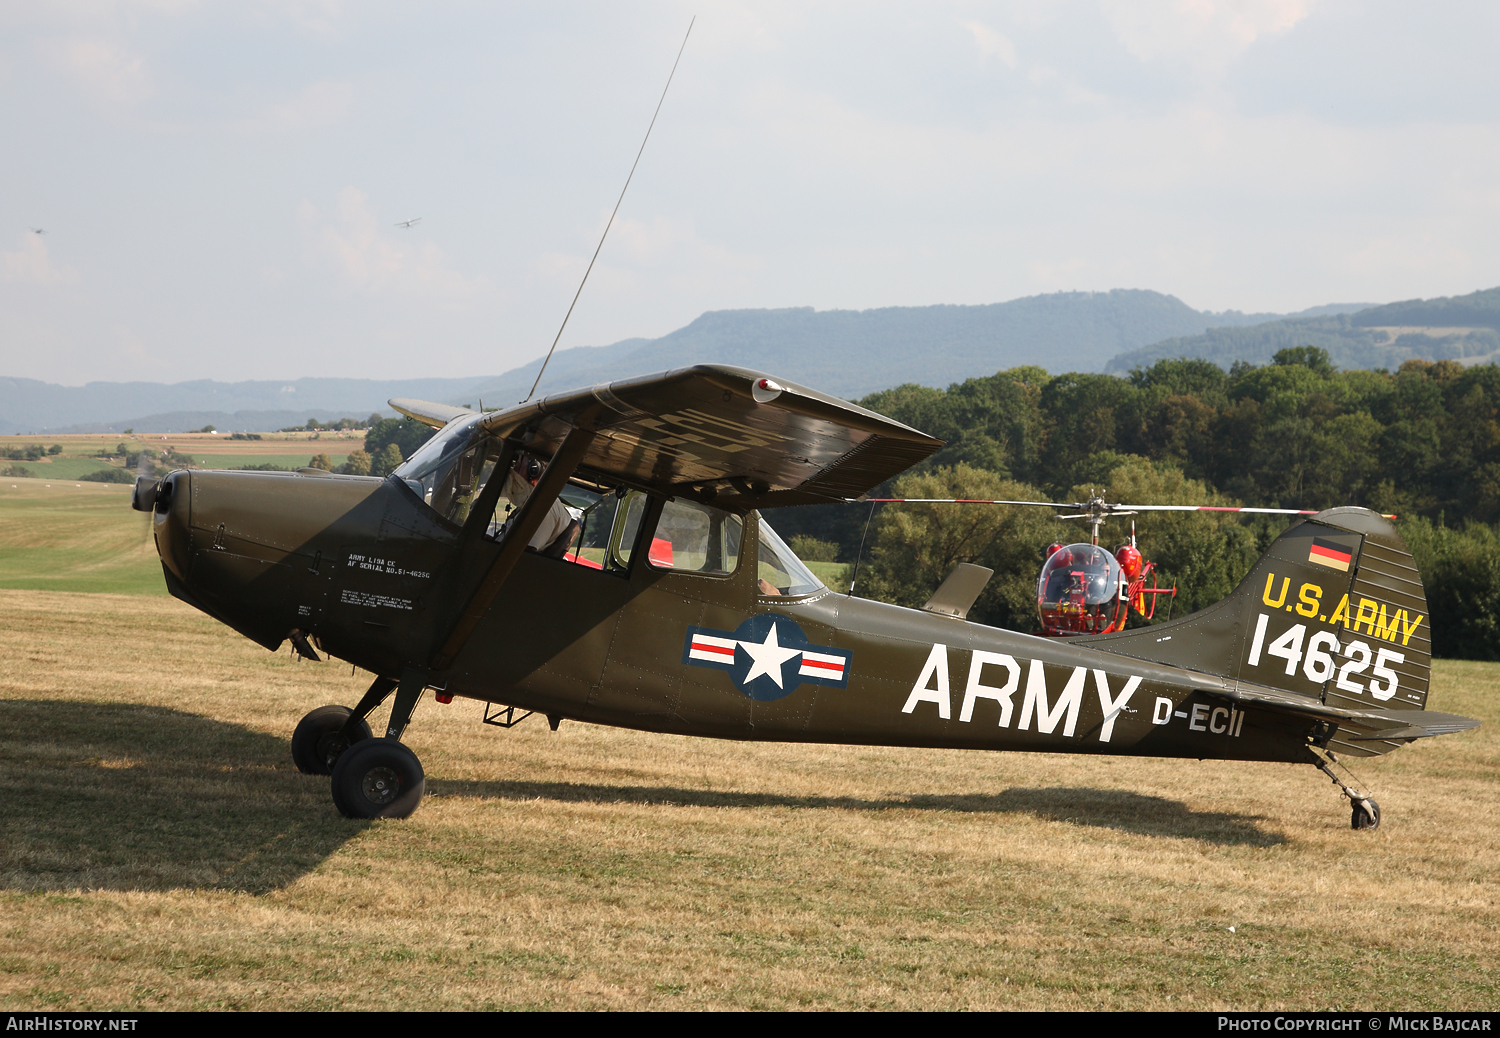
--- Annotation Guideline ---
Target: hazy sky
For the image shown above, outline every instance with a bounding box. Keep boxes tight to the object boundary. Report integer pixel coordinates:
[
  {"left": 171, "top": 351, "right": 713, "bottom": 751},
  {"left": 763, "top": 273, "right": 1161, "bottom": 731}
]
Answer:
[{"left": 4, "top": 1, "right": 1499, "bottom": 385}]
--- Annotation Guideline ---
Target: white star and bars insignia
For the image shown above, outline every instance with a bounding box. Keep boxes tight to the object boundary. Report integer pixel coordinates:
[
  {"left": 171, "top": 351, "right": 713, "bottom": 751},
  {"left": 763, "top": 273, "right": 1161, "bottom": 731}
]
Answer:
[{"left": 683, "top": 614, "right": 852, "bottom": 701}]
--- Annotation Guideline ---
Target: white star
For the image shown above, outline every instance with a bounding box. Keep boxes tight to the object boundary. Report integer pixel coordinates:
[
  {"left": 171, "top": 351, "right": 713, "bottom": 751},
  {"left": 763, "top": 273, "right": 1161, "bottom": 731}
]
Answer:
[{"left": 738, "top": 622, "right": 802, "bottom": 688}]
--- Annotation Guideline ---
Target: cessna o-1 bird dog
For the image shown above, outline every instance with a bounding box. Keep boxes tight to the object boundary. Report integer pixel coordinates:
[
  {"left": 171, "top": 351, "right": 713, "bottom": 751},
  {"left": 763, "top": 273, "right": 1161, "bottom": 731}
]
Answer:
[{"left": 131, "top": 365, "right": 1478, "bottom": 827}]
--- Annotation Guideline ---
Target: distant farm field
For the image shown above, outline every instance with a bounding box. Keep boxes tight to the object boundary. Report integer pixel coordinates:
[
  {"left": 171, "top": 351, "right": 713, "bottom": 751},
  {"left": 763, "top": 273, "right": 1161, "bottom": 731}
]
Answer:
[
  {"left": 188, "top": 452, "right": 349, "bottom": 470},
  {"left": 0, "top": 431, "right": 356, "bottom": 483},
  {"left": 0, "top": 481, "right": 1495, "bottom": 1010}
]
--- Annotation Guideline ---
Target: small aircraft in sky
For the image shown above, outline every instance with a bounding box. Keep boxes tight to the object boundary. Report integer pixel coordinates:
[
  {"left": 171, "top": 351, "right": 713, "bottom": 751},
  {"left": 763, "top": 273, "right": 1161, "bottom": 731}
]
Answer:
[
  {"left": 394, "top": 218, "right": 423, "bottom": 229},
  {"left": 132, "top": 365, "right": 1478, "bottom": 830}
]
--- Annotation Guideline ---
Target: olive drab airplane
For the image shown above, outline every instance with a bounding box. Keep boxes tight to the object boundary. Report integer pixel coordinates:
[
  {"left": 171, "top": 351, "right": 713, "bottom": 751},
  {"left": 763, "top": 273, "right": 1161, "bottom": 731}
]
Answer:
[{"left": 132, "top": 365, "right": 1479, "bottom": 828}]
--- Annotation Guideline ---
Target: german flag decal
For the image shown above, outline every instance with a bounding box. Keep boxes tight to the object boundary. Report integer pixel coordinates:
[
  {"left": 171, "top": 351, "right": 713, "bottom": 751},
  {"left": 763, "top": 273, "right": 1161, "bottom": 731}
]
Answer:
[{"left": 1308, "top": 537, "right": 1354, "bottom": 571}]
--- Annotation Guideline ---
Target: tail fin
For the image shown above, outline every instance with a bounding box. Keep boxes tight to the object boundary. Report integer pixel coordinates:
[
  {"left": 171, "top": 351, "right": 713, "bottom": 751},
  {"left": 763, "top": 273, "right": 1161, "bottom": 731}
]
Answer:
[{"left": 1093, "top": 507, "right": 1430, "bottom": 711}]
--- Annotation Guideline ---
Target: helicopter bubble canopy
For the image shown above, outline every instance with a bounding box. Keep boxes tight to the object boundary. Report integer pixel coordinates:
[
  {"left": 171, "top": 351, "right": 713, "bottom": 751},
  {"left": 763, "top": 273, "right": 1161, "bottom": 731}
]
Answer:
[
  {"left": 1036, "top": 542, "right": 1128, "bottom": 636},
  {"left": 1037, "top": 543, "right": 1122, "bottom": 607}
]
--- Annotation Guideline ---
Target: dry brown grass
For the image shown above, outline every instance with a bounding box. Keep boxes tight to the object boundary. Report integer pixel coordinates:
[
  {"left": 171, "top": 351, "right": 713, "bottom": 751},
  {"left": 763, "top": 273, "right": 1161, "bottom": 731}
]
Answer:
[{"left": 0, "top": 589, "right": 1495, "bottom": 1011}]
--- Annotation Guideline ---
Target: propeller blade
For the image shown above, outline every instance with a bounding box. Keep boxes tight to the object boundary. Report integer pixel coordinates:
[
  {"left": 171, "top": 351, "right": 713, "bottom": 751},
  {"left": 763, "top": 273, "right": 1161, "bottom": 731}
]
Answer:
[{"left": 133, "top": 440, "right": 157, "bottom": 545}]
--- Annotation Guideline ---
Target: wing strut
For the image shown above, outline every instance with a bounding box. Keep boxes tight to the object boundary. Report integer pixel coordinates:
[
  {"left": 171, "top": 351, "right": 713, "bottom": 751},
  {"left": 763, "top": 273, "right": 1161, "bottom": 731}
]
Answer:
[{"left": 429, "top": 418, "right": 599, "bottom": 670}]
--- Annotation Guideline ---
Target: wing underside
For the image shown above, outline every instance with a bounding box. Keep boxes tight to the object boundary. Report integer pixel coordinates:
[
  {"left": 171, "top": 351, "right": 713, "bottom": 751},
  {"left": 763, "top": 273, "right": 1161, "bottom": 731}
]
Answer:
[{"left": 469, "top": 365, "right": 944, "bottom": 509}]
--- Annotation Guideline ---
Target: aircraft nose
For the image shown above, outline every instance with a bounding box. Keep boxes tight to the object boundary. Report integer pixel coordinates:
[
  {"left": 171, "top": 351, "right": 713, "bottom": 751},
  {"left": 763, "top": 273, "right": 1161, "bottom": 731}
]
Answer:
[{"left": 149, "top": 471, "right": 192, "bottom": 580}]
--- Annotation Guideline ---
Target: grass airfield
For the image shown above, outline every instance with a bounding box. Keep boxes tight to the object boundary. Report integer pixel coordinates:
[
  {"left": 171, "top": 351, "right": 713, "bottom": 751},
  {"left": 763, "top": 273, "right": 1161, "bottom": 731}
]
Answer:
[{"left": 0, "top": 482, "right": 1497, "bottom": 1010}]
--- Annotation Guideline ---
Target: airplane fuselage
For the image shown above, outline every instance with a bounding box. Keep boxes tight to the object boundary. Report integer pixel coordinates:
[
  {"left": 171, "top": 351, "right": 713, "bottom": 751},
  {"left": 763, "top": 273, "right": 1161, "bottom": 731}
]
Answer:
[{"left": 154, "top": 467, "right": 1350, "bottom": 766}]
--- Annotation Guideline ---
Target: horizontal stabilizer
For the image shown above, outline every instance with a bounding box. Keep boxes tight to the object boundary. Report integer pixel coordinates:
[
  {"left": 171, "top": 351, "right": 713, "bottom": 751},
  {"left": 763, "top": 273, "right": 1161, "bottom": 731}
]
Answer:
[{"left": 1200, "top": 682, "right": 1479, "bottom": 756}]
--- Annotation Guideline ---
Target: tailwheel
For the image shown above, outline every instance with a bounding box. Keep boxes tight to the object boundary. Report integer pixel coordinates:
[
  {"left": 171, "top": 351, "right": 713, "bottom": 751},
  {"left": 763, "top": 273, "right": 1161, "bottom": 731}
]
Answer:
[
  {"left": 292, "top": 705, "right": 372, "bottom": 775},
  {"left": 1351, "top": 798, "right": 1381, "bottom": 831},
  {"left": 330, "top": 738, "right": 426, "bottom": 819},
  {"left": 1315, "top": 752, "right": 1381, "bottom": 832}
]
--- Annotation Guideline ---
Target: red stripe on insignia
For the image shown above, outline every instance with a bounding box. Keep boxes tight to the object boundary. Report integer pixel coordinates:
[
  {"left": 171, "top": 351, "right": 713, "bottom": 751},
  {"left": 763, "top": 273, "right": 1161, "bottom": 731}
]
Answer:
[
  {"left": 802, "top": 658, "right": 843, "bottom": 672},
  {"left": 692, "top": 640, "right": 735, "bottom": 657}
]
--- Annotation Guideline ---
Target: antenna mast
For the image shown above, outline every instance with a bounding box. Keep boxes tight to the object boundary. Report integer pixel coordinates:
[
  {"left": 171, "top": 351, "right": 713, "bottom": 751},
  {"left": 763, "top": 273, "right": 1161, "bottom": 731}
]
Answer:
[{"left": 522, "top": 17, "right": 695, "bottom": 404}]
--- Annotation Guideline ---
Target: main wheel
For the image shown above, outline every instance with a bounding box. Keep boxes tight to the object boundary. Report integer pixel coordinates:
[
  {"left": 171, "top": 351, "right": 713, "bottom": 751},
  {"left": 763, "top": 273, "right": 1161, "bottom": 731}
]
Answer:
[
  {"left": 330, "top": 738, "right": 425, "bottom": 819},
  {"left": 291, "top": 705, "right": 372, "bottom": 775},
  {"left": 1351, "top": 798, "right": 1381, "bottom": 830}
]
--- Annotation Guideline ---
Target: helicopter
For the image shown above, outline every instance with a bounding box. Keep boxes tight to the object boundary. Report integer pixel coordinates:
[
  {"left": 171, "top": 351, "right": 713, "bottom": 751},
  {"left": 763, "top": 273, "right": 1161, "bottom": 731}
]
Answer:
[
  {"left": 129, "top": 364, "right": 1478, "bottom": 831},
  {"left": 859, "top": 492, "right": 1361, "bottom": 637}
]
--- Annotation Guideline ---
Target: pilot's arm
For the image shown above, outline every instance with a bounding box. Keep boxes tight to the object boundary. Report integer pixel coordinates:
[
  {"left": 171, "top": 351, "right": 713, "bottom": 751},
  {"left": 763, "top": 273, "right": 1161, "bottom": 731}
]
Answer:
[{"left": 500, "top": 468, "right": 575, "bottom": 551}]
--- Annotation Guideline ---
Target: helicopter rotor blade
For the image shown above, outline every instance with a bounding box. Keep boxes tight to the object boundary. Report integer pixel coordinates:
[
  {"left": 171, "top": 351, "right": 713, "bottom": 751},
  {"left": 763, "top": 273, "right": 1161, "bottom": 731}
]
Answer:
[
  {"left": 861, "top": 498, "right": 1395, "bottom": 519},
  {"left": 862, "top": 498, "right": 1079, "bottom": 508}
]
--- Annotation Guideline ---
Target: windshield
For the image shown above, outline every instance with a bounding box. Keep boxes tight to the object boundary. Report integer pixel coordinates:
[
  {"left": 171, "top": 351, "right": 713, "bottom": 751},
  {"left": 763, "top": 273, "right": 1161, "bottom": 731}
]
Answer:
[
  {"left": 392, "top": 415, "right": 498, "bottom": 525},
  {"left": 757, "top": 518, "right": 824, "bottom": 597}
]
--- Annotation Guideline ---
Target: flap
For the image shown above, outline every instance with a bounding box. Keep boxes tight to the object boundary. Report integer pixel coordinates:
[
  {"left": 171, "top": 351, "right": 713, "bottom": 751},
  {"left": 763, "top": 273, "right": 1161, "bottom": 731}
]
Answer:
[
  {"left": 389, "top": 398, "right": 476, "bottom": 430},
  {"left": 477, "top": 365, "right": 944, "bottom": 510}
]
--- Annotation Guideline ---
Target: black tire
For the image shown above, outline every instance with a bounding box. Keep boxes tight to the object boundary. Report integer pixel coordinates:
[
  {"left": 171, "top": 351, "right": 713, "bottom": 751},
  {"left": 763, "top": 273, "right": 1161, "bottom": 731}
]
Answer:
[
  {"left": 291, "top": 705, "right": 372, "bottom": 775},
  {"left": 1351, "top": 798, "right": 1381, "bottom": 831},
  {"left": 330, "top": 738, "right": 425, "bottom": 819}
]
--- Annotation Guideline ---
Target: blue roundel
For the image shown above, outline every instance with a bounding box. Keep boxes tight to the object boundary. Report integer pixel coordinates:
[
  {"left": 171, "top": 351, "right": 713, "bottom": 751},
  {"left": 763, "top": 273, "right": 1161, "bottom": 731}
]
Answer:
[{"left": 682, "top": 613, "right": 852, "bottom": 702}]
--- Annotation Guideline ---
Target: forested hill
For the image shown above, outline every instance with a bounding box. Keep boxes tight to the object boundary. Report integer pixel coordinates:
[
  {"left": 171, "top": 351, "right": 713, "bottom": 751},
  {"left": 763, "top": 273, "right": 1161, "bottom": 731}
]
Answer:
[{"left": 1107, "top": 285, "right": 1500, "bottom": 374}]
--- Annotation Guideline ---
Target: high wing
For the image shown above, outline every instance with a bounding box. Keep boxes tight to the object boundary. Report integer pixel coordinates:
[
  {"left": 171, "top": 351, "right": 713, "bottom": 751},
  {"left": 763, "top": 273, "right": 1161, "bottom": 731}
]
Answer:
[
  {"left": 409, "top": 365, "right": 944, "bottom": 509},
  {"left": 390, "top": 398, "right": 473, "bottom": 430}
]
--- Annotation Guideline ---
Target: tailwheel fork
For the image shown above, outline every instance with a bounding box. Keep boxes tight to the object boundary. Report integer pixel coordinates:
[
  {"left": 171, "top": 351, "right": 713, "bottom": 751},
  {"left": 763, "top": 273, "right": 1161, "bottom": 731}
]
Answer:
[{"left": 1314, "top": 751, "right": 1381, "bottom": 831}]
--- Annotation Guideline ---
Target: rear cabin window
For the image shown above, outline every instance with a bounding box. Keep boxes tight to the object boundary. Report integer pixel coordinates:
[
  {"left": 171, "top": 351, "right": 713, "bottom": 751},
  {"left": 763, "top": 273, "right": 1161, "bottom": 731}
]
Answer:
[
  {"left": 642, "top": 498, "right": 743, "bottom": 576},
  {"left": 607, "top": 493, "right": 742, "bottom": 575}
]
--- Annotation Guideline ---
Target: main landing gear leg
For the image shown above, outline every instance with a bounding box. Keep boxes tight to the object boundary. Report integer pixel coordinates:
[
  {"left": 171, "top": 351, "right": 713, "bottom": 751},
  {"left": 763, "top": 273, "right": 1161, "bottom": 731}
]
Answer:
[
  {"left": 329, "top": 668, "right": 428, "bottom": 819},
  {"left": 290, "top": 674, "right": 396, "bottom": 776},
  {"left": 1315, "top": 752, "right": 1381, "bottom": 831}
]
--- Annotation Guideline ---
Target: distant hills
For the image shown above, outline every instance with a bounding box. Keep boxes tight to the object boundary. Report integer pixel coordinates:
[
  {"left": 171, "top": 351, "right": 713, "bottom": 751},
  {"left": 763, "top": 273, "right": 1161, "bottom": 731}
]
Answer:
[
  {"left": 453, "top": 291, "right": 1348, "bottom": 407},
  {"left": 1106, "top": 286, "right": 1500, "bottom": 374},
  {"left": 8, "top": 286, "right": 1500, "bottom": 434},
  {"left": 0, "top": 377, "right": 500, "bottom": 437}
]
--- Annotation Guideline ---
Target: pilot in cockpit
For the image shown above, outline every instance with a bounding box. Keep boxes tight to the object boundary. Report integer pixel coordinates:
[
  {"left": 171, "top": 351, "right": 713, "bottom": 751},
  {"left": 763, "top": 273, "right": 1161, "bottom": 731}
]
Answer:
[{"left": 495, "top": 454, "right": 580, "bottom": 557}]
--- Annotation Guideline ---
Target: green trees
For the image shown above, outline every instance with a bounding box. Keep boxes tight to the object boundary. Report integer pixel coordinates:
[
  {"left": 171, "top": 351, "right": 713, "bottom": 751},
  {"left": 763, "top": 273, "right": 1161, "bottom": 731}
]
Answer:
[
  {"left": 1399, "top": 517, "right": 1500, "bottom": 659},
  {"left": 369, "top": 443, "right": 405, "bottom": 478},
  {"left": 365, "top": 418, "right": 434, "bottom": 466},
  {"left": 340, "top": 450, "right": 372, "bottom": 476},
  {"left": 860, "top": 464, "right": 1058, "bottom": 631},
  {"left": 80, "top": 467, "right": 136, "bottom": 483},
  {"left": 308, "top": 454, "right": 334, "bottom": 472}
]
